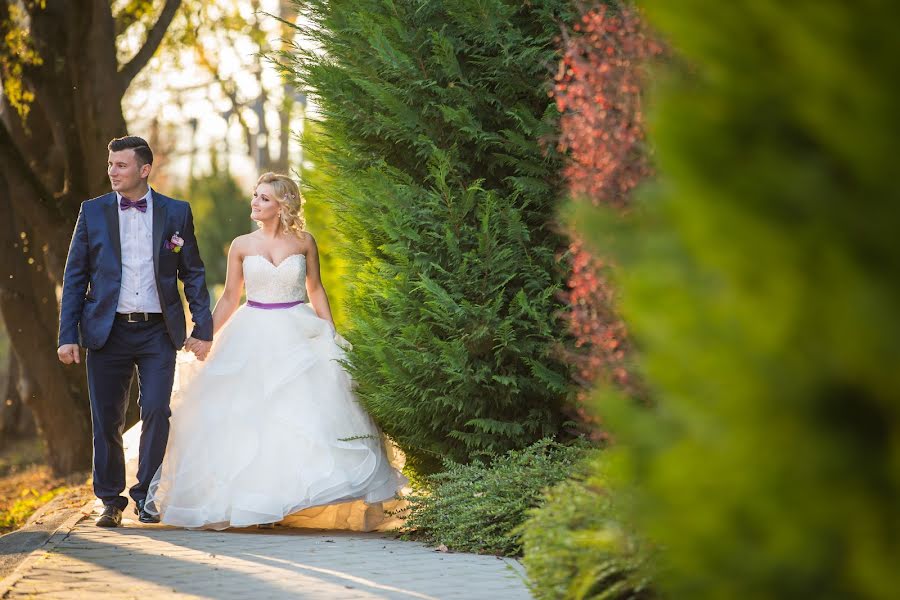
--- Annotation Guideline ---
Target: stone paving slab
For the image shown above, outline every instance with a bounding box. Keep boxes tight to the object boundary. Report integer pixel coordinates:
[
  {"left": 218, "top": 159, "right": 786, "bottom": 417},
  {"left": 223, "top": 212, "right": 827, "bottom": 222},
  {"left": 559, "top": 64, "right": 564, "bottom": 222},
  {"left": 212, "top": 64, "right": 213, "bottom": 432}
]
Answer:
[{"left": 0, "top": 510, "right": 532, "bottom": 599}]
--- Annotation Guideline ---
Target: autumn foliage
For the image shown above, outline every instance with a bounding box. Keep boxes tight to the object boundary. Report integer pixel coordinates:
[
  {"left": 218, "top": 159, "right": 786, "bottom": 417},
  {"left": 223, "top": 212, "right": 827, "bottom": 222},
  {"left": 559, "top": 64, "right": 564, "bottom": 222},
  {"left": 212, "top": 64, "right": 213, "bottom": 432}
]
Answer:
[
  {"left": 556, "top": 4, "right": 661, "bottom": 206},
  {"left": 554, "top": 4, "right": 662, "bottom": 415}
]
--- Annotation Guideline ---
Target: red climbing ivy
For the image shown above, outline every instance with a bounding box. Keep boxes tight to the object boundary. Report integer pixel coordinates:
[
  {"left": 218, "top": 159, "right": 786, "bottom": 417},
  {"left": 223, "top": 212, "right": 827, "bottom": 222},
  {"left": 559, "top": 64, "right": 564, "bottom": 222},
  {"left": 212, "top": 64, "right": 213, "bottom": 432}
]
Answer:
[{"left": 555, "top": 4, "right": 663, "bottom": 421}]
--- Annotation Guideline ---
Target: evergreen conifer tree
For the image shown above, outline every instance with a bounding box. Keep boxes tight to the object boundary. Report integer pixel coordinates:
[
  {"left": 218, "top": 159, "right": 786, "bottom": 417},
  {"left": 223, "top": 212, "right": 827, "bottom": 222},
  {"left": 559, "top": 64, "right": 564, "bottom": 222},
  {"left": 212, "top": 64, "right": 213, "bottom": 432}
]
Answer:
[
  {"left": 578, "top": 1, "right": 900, "bottom": 596},
  {"left": 298, "top": 120, "right": 351, "bottom": 330},
  {"left": 278, "top": 0, "right": 576, "bottom": 472}
]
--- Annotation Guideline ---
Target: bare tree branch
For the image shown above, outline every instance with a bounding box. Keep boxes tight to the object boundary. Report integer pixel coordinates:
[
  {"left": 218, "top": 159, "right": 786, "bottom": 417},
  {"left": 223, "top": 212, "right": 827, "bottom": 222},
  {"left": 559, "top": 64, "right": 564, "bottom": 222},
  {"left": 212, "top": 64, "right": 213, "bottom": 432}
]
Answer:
[
  {"left": 192, "top": 40, "right": 258, "bottom": 162},
  {"left": 117, "top": 0, "right": 183, "bottom": 91}
]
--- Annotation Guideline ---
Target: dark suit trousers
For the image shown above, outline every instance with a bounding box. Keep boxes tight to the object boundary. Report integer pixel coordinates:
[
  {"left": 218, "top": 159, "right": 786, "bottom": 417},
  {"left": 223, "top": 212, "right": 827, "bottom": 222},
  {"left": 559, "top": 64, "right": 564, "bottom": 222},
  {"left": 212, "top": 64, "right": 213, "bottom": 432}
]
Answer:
[{"left": 86, "top": 318, "right": 176, "bottom": 510}]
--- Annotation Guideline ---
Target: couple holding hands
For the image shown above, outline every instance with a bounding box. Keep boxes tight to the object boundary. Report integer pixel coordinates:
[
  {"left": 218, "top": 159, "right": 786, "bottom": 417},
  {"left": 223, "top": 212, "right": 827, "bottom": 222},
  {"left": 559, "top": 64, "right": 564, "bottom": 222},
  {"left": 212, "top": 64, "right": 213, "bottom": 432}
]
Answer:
[{"left": 58, "top": 135, "right": 405, "bottom": 529}]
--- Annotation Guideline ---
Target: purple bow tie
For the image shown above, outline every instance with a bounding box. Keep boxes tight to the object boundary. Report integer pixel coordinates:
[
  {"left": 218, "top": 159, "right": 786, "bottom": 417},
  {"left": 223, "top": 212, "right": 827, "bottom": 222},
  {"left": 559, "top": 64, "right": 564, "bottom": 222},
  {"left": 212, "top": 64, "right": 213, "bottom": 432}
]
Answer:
[{"left": 119, "top": 197, "right": 148, "bottom": 212}]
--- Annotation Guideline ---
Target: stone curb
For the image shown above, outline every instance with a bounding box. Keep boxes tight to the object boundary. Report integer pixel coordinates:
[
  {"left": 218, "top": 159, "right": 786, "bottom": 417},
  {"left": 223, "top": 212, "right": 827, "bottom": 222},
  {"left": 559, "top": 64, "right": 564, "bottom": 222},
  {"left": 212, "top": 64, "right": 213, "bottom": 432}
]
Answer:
[{"left": 0, "top": 497, "right": 94, "bottom": 598}]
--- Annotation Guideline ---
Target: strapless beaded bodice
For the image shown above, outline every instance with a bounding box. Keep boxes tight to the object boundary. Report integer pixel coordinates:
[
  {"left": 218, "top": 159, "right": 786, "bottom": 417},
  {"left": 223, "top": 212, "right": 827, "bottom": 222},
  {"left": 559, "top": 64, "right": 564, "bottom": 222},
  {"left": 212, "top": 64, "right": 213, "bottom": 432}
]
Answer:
[{"left": 242, "top": 254, "right": 308, "bottom": 303}]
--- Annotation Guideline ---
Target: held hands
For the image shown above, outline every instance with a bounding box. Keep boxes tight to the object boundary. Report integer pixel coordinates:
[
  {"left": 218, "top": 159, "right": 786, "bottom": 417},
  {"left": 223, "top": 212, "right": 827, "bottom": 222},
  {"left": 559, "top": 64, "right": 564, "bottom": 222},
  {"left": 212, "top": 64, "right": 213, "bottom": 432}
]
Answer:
[
  {"left": 185, "top": 337, "right": 212, "bottom": 361},
  {"left": 57, "top": 344, "right": 81, "bottom": 365},
  {"left": 59, "top": 340, "right": 211, "bottom": 363},
  {"left": 329, "top": 323, "right": 353, "bottom": 351}
]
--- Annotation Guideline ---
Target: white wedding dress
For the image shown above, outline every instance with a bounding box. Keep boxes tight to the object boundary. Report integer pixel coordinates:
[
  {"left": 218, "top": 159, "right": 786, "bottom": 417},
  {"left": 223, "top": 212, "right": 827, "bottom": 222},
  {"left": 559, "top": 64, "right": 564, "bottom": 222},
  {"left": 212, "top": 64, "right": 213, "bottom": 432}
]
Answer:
[{"left": 122, "top": 253, "right": 407, "bottom": 530}]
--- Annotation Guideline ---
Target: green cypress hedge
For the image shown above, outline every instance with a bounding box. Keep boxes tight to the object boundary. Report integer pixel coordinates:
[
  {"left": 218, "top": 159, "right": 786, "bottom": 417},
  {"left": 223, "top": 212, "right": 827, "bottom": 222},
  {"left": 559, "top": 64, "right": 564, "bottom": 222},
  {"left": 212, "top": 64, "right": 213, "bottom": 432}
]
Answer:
[
  {"left": 575, "top": 1, "right": 900, "bottom": 597},
  {"left": 277, "top": 0, "right": 577, "bottom": 473}
]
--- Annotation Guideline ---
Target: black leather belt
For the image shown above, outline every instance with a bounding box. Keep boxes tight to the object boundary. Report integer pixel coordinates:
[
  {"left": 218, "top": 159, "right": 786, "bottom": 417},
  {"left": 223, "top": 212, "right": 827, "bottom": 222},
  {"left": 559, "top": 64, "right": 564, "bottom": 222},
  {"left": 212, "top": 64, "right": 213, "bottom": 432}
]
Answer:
[{"left": 116, "top": 312, "right": 164, "bottom": 323}]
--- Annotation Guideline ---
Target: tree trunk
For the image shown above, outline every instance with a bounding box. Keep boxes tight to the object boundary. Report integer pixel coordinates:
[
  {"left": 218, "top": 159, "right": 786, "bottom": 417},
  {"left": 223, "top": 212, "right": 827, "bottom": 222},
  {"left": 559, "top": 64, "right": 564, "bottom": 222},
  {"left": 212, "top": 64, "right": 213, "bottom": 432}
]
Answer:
[
  {"left": 12, "top": 354, "right": 36, "bottom": 438},
  {"left": 0, "top": 188, "right": 93, "bottom": 473},
  {"left": 0, "top": 353, "right": 37, "bottom": 447},
  {"left": 0, "top": 0, "right": 182, "bottom": 475}
]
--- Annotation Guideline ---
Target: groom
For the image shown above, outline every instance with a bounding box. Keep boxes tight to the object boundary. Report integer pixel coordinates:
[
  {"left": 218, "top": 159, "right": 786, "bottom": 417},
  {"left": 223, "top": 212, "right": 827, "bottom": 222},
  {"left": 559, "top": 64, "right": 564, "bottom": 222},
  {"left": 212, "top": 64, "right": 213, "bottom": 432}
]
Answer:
[{"left": 57, "top": 135, "right": 213, "bottom": 527}]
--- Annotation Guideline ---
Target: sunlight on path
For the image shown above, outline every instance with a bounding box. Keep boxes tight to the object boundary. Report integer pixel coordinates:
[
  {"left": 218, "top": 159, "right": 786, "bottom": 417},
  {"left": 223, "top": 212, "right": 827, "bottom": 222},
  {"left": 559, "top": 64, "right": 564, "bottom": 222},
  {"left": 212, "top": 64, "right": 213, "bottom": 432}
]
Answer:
[{"left": 2, "top": 515, "right": 531, "bottom": 599}]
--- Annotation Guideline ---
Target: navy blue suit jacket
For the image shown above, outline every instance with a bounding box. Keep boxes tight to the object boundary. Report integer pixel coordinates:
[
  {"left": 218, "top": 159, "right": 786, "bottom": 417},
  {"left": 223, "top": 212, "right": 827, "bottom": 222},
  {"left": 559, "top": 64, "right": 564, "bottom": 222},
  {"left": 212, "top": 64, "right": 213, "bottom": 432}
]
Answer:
[{"left": 58, "top": 190, "right": 213, "bottom": 350}]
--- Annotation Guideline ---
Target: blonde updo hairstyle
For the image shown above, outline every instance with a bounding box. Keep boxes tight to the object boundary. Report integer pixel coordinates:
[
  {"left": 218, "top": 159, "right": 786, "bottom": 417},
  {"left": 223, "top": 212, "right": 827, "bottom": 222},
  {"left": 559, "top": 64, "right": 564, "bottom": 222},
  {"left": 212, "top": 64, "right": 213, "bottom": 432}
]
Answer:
[{"left": 256, "top": 172, "right": 306, "bottom": 237}]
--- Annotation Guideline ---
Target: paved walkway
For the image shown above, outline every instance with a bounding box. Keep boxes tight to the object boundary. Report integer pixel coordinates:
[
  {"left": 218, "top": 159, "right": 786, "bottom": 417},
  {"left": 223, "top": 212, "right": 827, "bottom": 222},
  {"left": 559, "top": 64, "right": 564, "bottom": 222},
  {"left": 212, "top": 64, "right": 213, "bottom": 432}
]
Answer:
[{"left": 0, "top": 507, "right": 532, "bottom": 599}]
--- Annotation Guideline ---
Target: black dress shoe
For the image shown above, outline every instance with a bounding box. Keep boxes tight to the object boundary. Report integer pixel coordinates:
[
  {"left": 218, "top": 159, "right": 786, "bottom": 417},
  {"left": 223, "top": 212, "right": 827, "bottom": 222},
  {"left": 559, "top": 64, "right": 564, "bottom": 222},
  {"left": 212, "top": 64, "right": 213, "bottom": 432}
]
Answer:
[
  {"left": 134, "top": 499, "right": 160, "bottom": 524},
  {"left": 96, "top": 505, "right": 123, "bottom": 528}
]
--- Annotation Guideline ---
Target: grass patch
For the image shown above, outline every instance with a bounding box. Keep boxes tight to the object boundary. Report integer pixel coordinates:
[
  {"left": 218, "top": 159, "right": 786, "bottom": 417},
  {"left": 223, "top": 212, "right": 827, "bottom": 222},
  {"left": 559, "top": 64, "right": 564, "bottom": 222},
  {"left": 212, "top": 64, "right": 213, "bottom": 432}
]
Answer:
[
  {"left": 0, "top": 487, "right": 68, "bottom": 533},
  {"left": 0, "top": 436, "right": 90, "bottom": 535}
]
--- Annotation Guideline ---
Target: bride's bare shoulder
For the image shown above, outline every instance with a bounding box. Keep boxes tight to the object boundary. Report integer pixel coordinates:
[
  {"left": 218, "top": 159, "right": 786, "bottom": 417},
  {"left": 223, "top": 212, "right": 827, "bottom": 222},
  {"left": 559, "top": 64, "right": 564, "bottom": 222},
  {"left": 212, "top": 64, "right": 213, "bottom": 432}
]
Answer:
[
  {"left": 297, "top": 231, "right": 317, "bottom": 253},
  {"left": 230, "top": 233, "right": 257, "bottom": 258}
]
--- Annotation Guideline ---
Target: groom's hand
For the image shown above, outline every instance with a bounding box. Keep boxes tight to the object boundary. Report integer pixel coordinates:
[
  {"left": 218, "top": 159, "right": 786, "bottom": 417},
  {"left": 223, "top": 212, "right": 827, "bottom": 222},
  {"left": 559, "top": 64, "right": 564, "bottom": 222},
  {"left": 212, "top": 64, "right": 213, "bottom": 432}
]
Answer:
[
  {"left": 57, "top": 344, "right": 81, "bottom": 365},
  {"left": 185, "top": 337, "right": 211, "bottom": 361}
]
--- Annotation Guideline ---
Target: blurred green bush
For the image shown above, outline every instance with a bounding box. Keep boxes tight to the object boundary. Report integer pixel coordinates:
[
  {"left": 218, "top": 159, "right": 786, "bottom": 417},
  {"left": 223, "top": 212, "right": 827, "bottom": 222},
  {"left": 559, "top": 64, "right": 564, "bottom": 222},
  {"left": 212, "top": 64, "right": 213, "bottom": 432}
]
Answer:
[
  {"left": 521, "top": 450, "right": 654, "bottom": 600},
  {"left": 573, "top": 1, "right": 900, "bottom": 597}
]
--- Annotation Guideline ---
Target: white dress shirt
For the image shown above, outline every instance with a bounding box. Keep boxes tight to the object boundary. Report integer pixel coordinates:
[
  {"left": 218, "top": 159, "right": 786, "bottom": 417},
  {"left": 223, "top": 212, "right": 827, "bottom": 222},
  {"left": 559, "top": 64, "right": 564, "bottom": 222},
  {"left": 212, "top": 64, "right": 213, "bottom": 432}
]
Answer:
[{"left": 116, "top": 188, "right": 162, "bottom": 313}]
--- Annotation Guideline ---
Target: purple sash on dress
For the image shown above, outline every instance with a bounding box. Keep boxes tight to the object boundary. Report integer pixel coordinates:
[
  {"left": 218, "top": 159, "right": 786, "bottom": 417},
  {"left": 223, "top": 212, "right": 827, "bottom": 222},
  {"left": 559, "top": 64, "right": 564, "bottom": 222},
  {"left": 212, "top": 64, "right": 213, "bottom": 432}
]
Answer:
[{"left": 246, "top": 300, "right": 305, "bottom": 309}]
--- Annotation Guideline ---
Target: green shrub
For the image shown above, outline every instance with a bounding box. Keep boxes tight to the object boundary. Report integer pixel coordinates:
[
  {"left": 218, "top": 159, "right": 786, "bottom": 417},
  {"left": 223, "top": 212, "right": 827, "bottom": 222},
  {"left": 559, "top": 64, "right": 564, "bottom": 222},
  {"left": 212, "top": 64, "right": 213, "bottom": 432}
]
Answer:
[
  {"left": 277, "top": 0, "right": 577, "bottom": 473},
  {"left": 573, "top": 1, "right": 900, "bottom": 597},
  {"left": 521, "top": 451, "right": 653, "bottom": 600},
  {"left": 400, "top": 438, "right": 591, "bottom": 556},
  {"left": 297, "top": 120, "right": 351, "bottom": 330}
]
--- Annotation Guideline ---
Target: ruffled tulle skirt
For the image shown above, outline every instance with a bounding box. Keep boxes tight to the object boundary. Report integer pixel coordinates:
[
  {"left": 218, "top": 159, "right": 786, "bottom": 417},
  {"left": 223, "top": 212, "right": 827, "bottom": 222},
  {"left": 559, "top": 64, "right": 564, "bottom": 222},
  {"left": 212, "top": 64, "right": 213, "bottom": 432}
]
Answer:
[{"left": 123, "top": 302, "right": 407, "bottom": 530}]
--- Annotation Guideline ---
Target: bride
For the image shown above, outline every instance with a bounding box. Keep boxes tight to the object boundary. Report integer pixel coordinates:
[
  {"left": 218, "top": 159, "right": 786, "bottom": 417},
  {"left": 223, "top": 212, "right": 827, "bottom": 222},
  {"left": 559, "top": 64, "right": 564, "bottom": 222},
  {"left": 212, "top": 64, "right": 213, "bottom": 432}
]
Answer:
[{"left": 123, "top": 172, "right": 406, "bottom": 530}]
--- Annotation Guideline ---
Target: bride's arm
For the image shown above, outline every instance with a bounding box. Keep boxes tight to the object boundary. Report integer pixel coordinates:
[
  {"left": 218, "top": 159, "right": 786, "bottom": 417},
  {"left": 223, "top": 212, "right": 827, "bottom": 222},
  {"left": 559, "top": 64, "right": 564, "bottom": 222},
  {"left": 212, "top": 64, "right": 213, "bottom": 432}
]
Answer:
[
  {"left": 303, "top": 233, "right": 335, "bottom": 331},
  {"left": 211, "top": 240, "right": 245, "bottom": 335}
]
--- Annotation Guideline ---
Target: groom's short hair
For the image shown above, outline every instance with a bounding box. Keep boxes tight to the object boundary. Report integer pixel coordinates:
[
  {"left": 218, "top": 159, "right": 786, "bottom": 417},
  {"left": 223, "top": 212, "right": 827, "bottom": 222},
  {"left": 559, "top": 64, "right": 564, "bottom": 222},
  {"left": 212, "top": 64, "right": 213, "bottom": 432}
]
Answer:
[{"left": 108, "top": 135, "right": 154, "bottom": 166}]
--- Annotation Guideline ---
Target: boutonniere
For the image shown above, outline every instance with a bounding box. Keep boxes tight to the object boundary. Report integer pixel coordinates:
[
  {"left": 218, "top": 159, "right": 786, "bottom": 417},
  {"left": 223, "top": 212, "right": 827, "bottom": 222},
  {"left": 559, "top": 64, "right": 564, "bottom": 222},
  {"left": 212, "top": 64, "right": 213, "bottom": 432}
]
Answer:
[{"left": 165, "top": 231, "right": 184, "bottom": 253}]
